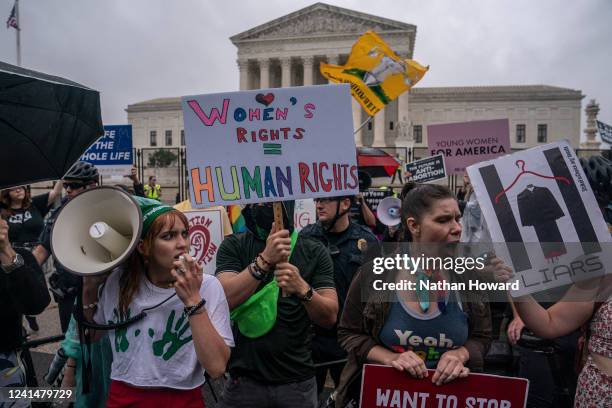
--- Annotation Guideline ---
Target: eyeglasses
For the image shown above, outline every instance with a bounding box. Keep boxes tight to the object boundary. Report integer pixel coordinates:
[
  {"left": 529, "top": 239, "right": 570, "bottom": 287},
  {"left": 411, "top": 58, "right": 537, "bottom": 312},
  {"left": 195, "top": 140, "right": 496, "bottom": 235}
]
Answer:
[{"left": 63, "top": 182, "right": 85, "bottom": 190}]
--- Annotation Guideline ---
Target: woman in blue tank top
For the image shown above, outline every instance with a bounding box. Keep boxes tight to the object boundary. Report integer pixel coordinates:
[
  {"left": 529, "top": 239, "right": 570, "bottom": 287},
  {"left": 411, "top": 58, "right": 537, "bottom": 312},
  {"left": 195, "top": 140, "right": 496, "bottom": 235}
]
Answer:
[{"left": 335, "top": 182, "right": 505, "bottom": 407}]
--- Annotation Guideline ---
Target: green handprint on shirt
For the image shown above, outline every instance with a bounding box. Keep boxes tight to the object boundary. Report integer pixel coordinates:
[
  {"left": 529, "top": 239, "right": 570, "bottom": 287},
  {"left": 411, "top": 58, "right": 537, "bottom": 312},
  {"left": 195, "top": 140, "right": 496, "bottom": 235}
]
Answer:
[
  {"left": 152, "top": 310, "right": 192, "bottom": 360},
  {"left": 109, "top": 308, "right": 131, "bottom": 352}
]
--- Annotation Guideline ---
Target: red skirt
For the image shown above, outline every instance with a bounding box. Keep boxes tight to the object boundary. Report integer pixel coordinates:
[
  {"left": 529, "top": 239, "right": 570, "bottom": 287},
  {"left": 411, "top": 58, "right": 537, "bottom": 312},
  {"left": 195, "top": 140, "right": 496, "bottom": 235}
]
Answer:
[{"left": 106, "top": 380, "right": 205, "bottom": 408}]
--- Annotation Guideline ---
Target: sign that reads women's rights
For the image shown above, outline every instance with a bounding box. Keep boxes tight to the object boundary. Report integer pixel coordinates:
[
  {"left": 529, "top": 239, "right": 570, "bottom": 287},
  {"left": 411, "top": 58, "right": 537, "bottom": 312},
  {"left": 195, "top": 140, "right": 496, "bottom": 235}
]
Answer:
[
  {"left": 182, "top": 84, "right": 358, "bottom": 207},
  {"left": 427, "top": 119, "right": 510, "bottom": 174}
]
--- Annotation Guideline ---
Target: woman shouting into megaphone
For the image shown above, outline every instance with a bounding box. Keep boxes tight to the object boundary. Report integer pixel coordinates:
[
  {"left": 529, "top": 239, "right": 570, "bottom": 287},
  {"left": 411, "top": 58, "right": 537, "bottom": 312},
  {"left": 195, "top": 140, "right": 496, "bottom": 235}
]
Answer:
[{"left": 82, "top": 197, "right": 234, "bottom": 408}]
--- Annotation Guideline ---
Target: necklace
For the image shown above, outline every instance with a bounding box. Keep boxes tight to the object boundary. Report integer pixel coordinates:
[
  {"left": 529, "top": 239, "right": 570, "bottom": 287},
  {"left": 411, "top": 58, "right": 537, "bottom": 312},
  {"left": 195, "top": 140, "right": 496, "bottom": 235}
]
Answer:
[{"left": 415, "top": 269, "right": 447, "bottom": 313}]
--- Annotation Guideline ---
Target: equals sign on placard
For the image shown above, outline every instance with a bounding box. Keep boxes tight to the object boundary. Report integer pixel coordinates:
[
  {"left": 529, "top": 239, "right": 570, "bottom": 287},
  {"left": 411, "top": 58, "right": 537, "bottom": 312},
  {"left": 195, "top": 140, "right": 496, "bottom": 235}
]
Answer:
[{"left": 263, "top": 143, "right": 282, "bottom": 155}]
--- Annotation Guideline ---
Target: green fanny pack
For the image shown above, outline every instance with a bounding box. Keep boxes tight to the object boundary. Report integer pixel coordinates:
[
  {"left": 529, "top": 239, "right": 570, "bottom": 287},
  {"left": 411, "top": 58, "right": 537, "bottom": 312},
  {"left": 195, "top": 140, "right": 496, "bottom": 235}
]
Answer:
[{"left": 230, "top": 230, "right": 298, "bottom": 338}]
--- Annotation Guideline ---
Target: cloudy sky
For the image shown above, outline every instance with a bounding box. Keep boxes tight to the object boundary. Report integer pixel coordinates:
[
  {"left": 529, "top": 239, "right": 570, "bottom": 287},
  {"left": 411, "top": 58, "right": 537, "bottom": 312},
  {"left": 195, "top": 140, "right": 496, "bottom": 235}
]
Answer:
[{"left": 1, "top": 0, "right": 611, "bottom": 141}]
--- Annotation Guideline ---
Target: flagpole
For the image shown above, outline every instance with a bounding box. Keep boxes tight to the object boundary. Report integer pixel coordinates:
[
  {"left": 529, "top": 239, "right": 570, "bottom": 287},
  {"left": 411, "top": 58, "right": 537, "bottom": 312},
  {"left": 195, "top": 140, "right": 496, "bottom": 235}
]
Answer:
[
  {"left": 354, "top": 115, "right": 373, "bottom": 135},
  {"left": 15, "top": 0, "right": 21, "bottom": 66}
]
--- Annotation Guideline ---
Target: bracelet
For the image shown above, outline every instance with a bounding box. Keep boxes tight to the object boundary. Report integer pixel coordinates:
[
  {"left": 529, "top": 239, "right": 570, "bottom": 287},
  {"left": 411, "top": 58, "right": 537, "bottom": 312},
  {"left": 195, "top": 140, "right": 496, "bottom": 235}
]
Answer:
[
  {"left": 248, "top": 263, "right": 264, "bottom": 281},
  {"left": 258, "top": 253, "right": 273, "bottom": 268},
  {"left": 82, "top": 301, "right": 98, "bottom": 310},
  {"left": 249, "top": 257, "right": 269, "bottom": 280},
  {"left": 255, "top": 255, "right": 272, "bottom": 272},
  {"left": 184, "top": 299, "right": 206, "bottom": 317}
]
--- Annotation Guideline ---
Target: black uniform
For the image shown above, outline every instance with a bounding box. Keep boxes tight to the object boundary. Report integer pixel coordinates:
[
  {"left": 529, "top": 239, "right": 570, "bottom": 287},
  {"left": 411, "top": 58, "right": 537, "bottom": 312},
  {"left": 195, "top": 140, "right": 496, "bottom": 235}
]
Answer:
[
  {"left": 300, "top": 220, "right": 379, "bottom": 394},
  {"left": 38, "top": 200, "right": 81, "bottom": 333},
  {"left": 0, "top": 249, "right": 50, "bottom": 387}
]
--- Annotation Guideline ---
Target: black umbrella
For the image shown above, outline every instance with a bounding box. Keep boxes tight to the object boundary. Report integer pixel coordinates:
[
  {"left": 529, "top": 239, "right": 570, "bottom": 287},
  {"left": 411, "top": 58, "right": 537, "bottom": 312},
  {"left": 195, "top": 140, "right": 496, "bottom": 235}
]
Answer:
[{"left": 0, "top": 61, "right": 103, "bottom": 189}]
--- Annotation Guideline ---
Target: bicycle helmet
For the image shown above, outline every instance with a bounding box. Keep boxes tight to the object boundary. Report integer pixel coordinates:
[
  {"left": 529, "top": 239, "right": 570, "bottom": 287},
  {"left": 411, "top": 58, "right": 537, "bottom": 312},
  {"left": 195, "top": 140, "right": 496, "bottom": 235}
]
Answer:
[
  {"left": 579, "top": 155, "right": 612, "bottom": 205},
  {"left": 63, "top": 161, "right": 99, "bottom": 183}
]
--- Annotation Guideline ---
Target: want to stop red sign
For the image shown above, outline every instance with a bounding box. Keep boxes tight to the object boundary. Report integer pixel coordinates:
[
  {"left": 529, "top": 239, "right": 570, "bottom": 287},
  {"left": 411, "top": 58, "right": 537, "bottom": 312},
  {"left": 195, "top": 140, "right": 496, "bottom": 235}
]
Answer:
[{"left": 360, "top": 364, "right": 528, "bottom": 408}]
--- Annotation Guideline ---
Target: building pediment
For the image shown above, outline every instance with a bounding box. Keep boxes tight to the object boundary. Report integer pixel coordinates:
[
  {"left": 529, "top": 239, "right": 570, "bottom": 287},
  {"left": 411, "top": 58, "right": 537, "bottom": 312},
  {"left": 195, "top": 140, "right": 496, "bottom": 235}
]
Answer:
[{"left": 231, "top": 2, "right": 415, "bottom": 43}]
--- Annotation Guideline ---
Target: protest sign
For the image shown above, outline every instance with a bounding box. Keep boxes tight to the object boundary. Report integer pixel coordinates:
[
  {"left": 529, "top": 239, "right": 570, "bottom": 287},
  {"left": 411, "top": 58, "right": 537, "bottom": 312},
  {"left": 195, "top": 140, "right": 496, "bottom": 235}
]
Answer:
[
  {"left": 349, "top": 188, "right": 394, "bottom": 220},
  {"left": 182, "top": 84, "right": 358, "bottom": 207},
  {"left": 428, "top": 119, "right": 510, "bottom": 174},
  {"left": 294, "top": 198, "right": 316, "bottom": 231},
  {"left": 406, "top": 154, "right": 446, "bottom": 183},
  {"left": 360, "top": 364, "right": 528, "bottom": 408},
  {"left": 467, "top": 140, "right": 612, "bottom": 296},
  {"left": 80, "top": 125, "right": 133, "bottom": 176},
  {"left": 183, "top": 209, "right": 224, "bottom": 275},
  {"left": 363, "top": 188, "right": 394, "bottom": 212}
]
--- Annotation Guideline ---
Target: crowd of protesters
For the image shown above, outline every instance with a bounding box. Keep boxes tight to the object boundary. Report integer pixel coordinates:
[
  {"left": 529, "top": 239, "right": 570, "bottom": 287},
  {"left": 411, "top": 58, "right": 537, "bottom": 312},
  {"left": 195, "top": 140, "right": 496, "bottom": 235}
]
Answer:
[{"left": 1, "top": 153, "right": 611, "bottom": 408}]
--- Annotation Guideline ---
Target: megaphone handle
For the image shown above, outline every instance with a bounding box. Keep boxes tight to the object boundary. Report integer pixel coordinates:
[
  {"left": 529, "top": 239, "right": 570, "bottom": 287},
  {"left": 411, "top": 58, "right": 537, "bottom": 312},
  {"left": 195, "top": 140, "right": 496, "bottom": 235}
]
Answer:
[{"left": 273, "top": 202, "right": 289, "bottom": 298}]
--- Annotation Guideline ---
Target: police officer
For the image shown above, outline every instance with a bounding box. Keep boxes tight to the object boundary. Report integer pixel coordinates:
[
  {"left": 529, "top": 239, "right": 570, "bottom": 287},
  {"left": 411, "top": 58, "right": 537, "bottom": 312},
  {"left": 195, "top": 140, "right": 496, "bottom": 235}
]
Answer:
[
  {"left": 143, "top": 175, "right": 162, "bottom": 201},
  {"left": 300, "top": 195, "right": 380, "bottom": 396},
  {"left": 32, "top": 161, "right": 100, "bottom": 332}
]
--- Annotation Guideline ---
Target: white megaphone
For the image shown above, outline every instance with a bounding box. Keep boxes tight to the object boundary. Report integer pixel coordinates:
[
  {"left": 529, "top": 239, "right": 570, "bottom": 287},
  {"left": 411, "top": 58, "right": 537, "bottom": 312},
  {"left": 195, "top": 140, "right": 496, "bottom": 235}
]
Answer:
[
  {"left": 51, "top": 186, "right": 142, "bottom": 276},
  {"left": 376, "top": 196, "right": 402, "bottom": 227}
]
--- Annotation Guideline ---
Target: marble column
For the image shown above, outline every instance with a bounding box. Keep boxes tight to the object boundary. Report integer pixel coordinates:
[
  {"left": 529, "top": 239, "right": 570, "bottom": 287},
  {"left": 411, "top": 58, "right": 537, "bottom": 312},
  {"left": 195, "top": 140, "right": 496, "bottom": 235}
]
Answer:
[
  {"left": 395, "top": 92, "right": 411, "bottom": 147},
  {"left": 259, "top": 59, "right": 270, "bottom": 89},
  {"left": 353, "top": 100, "right": 363, "bottom": 146},
  {"left": 280, "top": 57, "right": 292, "bottom": 88},
  {"left": 303, "top": 56, "right": 314, "bottom": 86},
  {"left": 373, "top": 109, "right": 386, "bottom": 147},
  {"left": 237, "top": 59, "right": 249, "bottom": 91}
]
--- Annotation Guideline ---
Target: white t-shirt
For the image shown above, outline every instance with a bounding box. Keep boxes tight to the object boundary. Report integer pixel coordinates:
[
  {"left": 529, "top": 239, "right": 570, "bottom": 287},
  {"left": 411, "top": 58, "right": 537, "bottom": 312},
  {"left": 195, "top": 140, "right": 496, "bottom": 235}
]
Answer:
[{"left": 94, "top": 270, "right": 234, "bottom": 389}]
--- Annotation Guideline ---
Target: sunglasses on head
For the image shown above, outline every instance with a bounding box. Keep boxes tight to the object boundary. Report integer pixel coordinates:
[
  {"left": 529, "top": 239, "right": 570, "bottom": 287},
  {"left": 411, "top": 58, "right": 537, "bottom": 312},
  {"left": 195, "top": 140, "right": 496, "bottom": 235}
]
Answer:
[{"left": 63, "top": 181, "right": 86, "bottom": 190}]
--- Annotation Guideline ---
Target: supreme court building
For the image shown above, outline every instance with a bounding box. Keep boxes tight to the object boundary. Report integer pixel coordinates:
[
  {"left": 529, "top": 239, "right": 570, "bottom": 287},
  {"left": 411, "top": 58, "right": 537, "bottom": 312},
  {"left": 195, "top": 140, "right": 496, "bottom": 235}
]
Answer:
[{"left": 127, "top": 3, "right": 584, "bottom": 153}]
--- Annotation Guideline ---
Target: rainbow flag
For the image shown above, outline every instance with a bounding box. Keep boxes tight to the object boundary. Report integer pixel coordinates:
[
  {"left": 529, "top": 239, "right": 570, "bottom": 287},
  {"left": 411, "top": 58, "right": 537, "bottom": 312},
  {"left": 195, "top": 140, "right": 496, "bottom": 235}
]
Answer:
[{"left": 227, "top": 205, "right": 246, "bottom": 233}]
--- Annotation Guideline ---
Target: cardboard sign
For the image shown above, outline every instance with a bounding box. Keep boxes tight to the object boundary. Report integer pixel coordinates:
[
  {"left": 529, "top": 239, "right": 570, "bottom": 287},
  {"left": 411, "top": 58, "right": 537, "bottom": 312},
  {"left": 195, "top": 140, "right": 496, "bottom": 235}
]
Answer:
[
  {"left": 406, "top": 154, "right": 447, "bottom": 183},
  {"left": 81, "top": 125, "right": 133, "bottom": 176},
  {"left": 427, "top": 119, "right": 510, "bottom": 174},
  {"left": 182, "top": 85, "right": 358, "bottom": 207},
  {"left": 294, "top": 198, "right": 316, "bottom": 231},
  {"left": 467, "top": 140, "right": 612, "bottom": 296},
  {"left": 360, "top": 364, "right": 528, "bottom": 408},
  {"left": 184, "top": 209, "right": 224, "bottom": 275}
]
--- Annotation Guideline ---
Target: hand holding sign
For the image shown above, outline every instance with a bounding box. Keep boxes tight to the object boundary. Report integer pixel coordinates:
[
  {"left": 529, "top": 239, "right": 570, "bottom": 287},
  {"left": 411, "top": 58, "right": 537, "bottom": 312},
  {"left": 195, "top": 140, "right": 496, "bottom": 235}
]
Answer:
[
  {"left": 432, "top": 349, "right": 470, "bottom": 385},
  {"left": 388, "top": 350, "right": 428, "bottom": 379},
  {"left": 262, "top": 223, "right": 291, "bottom": 265},
  {"left": 274, "top": 262, "right": 308, "bottom": 297}
]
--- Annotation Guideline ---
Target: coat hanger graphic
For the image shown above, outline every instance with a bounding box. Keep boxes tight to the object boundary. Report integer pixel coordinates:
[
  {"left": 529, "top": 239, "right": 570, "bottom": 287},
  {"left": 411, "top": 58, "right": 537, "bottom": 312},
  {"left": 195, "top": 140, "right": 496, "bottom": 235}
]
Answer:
[{"left": 494, "top": 160, "right": 571, "bottom": 204}]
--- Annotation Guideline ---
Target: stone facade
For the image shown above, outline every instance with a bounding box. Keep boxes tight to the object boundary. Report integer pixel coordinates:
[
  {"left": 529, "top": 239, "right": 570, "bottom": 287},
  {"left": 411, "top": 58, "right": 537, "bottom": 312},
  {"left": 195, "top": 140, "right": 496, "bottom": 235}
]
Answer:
[{"left": 126, "top": 3, "right": 583, "bottom": 151}]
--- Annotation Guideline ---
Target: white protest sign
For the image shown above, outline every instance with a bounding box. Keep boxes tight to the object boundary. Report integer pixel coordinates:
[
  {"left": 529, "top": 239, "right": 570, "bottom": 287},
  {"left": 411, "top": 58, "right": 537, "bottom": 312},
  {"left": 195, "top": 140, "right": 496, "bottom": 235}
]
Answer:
[
  {"left": 182, "top": 84, "right": 358, "bottom": 207},
  {"left": 467, "top": 140, "right": 612, "bottom": 296},
  {"left": 184, "top": 209, "right": 224, "bottom": 275},
  {"left": 294, "top": 198, "right": 316, "bottom": 231}
]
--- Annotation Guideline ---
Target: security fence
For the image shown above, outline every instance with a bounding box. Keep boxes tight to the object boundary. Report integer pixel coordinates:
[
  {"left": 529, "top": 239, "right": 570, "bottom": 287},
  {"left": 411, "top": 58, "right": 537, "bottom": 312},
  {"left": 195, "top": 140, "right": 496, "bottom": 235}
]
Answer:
[{"left": 84, "top": 146, "right": 611, "bottom": 204}]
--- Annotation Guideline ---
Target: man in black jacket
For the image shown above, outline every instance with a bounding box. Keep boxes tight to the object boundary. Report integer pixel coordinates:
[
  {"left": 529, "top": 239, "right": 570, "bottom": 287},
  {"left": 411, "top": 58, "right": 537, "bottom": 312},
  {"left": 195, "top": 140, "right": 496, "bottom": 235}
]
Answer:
[{"left": 0, "top": 218, "right": 50, "bottom": 388}]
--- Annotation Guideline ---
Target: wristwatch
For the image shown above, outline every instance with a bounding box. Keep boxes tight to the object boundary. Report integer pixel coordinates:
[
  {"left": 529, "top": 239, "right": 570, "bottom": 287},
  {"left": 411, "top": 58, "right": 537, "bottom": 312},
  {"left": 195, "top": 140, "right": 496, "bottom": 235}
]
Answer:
[
  {"left": 1, "top": 252, "right": 24, "bottom": 274},
  {"left": 299, "top": 286, "right": 314, "bottom": 302}
]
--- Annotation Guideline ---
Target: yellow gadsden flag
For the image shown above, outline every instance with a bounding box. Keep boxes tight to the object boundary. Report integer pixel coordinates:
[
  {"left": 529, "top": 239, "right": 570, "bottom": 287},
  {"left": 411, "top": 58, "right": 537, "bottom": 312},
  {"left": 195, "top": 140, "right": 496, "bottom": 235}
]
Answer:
[{"left": 320, "top": 31, "right": 428, "bottom": 116}]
